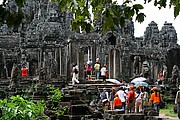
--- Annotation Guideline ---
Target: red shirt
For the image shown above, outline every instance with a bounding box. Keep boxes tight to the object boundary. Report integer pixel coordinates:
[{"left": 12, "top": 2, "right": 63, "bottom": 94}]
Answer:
[
  {"left": 86, "top": 65, "right": 91, "bottom": 71},
  {"left": 114, "top": 97, "right": 122, "bottom": 107},
  {"left": 127, "top": 90, "right": 135, "bottom": 103},
  {"left": 158, "top": 72, "right": 163, "bottom": 78},
  {"left": 21, "top": 67, "right": 28, "bottom": 77}
]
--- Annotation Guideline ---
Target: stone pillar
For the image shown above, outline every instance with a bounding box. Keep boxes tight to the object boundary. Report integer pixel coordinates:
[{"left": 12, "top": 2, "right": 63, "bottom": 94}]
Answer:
[
  {"left": 108, "top": 49, "right": 111, "bottom": 79},
  {"left": 91, "top": 46, "right": 93, "bottom": 59},
  {"left": 67, "top": 42, "right": 71, "bottom": 78},
  {"left": 77, "top": 48, "right": 79, "bottom": 78},
  {"left": 43, "top": 52, "right": 45, "bottom": 68},
  {"left": 120, "top": 51, "right": 122, "bottom": 77},
  {"left": 88, "top": 47, "right": 90, "bottom": 61},
  {"left": 59, "top": 47, "right": 62, "bottom": 75},
  {"left": 113, "top": 49, "right": 116, "bottom": 78}
]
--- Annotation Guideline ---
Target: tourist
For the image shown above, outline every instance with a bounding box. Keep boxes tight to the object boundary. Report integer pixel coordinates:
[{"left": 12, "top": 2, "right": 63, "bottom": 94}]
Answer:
[
  {"left": 126, "top": 86, "right": 135, "bottom": 113},
  {"left": 114, "top": 94, "right": 122, "bottom": 109},
  {"left": 87, "top": 58, "right": 93, "bottom": 67},
  {"left": 21, "top": 65, "right": 28, "bottom": 77},
  {"left": 86, "top": 63, "right": 92, "bottom": 80},
  {"left": 100, "top": 64, "right": 107, "bottom": 82},
  {"left": 143, "top": 87, "right": 149, "bottom": 109},
  {"left": 105, "top": 64, "right": 109, "bottom": 79},
  {"left": 149, "top": 87, "right": 162, "bottom": 114},
  {"left": 135, "top": 86, "right": 144, "bottom": 113},
  {"left": 100, "top": 88, "right": 109, "bottom": 112},
  {"left": 96, "top": 57, "right": 100, "bottom": 63},
  {"left": 71, "top": 63, "right": 79, "bottom": 85},
  {"left": 94, "top": 61, "right": 100, "bottom": 80},
  {"left": 175, "top": 85, "right": 180, "bottom": 119},
  {"left": 158, "top": 70, "right": 164, "bottom": 80},
  {"left": 116, "top": 86, "right": 126, "bottom": 110},
  {"left": 109, "top": 87, "right": 116, "bottom": 110}
]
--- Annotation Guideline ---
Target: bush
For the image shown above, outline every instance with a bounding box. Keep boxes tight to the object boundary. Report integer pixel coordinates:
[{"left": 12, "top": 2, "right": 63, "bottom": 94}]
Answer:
[{"left": 0, "top": 95, "right": 48, "bottom": 120}]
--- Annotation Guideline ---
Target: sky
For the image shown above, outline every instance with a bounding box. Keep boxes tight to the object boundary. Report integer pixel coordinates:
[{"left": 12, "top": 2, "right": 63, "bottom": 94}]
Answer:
[
  {"left": 132, "top": 1, "right": 180, "bottom": 44},
  {"left": 0, "top": 0, "right": 180, "bottom": 44}
]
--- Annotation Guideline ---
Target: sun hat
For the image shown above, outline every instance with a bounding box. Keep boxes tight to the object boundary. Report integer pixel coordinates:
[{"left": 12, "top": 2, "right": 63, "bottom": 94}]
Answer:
[
  {"left": 129, "top": 86, "right": 134, "bottom": 90},
  {"left": 151, "top": 87, "right": 157, "bottom": 91}
]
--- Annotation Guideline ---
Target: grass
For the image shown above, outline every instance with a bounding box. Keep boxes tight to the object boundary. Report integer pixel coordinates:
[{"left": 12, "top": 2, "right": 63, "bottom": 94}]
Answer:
[{"left": 160, "top": 104, "right": 177, "bottom": 118}]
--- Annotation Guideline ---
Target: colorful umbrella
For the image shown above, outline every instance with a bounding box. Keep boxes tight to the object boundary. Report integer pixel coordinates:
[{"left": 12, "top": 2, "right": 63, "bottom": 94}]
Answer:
[{"left": 132, "top": 81, "right": 148, "bottom": 87}]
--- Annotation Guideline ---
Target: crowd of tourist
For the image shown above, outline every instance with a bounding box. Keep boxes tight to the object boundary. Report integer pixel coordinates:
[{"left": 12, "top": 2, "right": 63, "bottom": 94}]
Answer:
[
  {"left": 100, "top": 85, "right": 162, "bottom": 114},
  {"left": 70, "top": 58, "right": 164, "bottom": 116},
  {"left": 71, "top": 57, "right": 109, "bottom": 84}
]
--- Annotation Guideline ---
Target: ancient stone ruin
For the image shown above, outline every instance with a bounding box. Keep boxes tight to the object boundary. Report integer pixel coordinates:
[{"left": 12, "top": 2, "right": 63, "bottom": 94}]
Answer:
[{"left": 0, "top": 0, "right": 180, "bottom": 119}]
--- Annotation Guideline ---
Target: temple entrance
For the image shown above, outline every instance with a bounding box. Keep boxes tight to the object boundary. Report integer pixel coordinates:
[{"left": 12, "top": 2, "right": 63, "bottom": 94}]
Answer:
[{"left": 29, "top": 59, "right": 38, "bottom": 76}]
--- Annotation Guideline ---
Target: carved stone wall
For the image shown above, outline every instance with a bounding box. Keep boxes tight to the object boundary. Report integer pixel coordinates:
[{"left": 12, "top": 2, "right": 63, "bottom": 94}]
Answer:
[{"left": 0, "top": 0, "right": 180, "bottom": 83}]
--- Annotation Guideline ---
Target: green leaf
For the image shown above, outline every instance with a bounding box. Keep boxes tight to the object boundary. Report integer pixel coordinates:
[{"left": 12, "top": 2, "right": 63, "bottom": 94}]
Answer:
[
  {"left": 78, "top": 1, "right": 84, "bottom": 7},
  {"left": 159, "top": 0, "right": 167, "bottom": 8},
  {"left": 174, "top": 5, "right": 180, "bottom": 18},
  {"left": 120, "top": 16, "right": 125, "bottom": 27},
  {"left": 15, "top": 0, "right": 26, "bottom": 8},
  {"left": 133, "top": 4, "right": 144, "bottom": 9},
  {"left": 136, "top": 12, "right": 146, "bottom": 23}
]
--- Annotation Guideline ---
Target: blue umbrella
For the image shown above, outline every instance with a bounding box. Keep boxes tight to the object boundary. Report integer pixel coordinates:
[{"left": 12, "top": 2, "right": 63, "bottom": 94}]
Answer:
[{"left": 132, "top": 81, "right": 148, "bottom": 87}]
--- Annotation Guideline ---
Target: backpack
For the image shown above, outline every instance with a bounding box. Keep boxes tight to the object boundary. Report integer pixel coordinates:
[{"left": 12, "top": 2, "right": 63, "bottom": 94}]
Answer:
[
  {"left": 101, "top": 92, "right": 107, "bottom": 100},
  {"left": 74, "top": 68, "right": 78, "bottom": 74},
  {"left": 109, "top": 92, "right": 115, "bottom": 101},
  {"left": 129, "top": 92, "right": 135, "bottom": 103}
]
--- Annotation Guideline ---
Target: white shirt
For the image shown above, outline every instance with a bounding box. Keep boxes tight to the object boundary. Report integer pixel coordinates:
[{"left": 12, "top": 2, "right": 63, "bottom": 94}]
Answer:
[
  {"left": 136, "top": 92, "right": 143, "bottom": 101},
  {"left": 116, "top": 90, "right": 126, "bottom": 102},
  {"left": 100, "top": 67, "right": 106, "bottom": 76}
]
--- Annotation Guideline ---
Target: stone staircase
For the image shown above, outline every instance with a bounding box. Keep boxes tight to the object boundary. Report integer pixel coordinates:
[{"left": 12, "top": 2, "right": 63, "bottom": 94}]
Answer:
[
  {"left": 0, "top": 76, "right": 66, "bottom": 102},
  {"left": 0, "top": 76, "right": 173, "bottom": 120}
]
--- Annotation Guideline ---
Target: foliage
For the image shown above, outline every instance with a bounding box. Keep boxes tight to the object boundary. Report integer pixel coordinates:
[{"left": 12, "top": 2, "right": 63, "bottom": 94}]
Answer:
[
  {"left": 46, "top": 85, "right": 67, "bottom": 118},
  {"left": 160, "top": 104, "right": 177, "bottom": 118},
  {"left": 52, "top": 0, "right": 180, "bottom": 33},
  {"left": 0, "top": 95, "right": 48, "bottom": 120},
  {"left": 1, "top": 0, "right": 180, "bottom": 33},
  {"left": 52, "top": 0, "right": 145, "bottom": 33},
  {"left": 46, "top": 85, "right": 62, "bottom": 103},
  {"left": 55, "top": 106, "right": 68, "bottom": 117},
  {"left": 0, "top": 0, "right": 25, "bottom": 29}
]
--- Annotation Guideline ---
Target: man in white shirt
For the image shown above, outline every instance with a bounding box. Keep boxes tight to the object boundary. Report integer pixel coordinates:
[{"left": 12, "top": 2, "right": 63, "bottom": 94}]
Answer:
[
  {"left": 116, "top": 87, "right": 126, "bottom": 110},
  {"left": 71, "top": 63, "right": 79, "bottom": 85},
  {"left": 100, "top": 64, "right": 107, "bottom": 82}
]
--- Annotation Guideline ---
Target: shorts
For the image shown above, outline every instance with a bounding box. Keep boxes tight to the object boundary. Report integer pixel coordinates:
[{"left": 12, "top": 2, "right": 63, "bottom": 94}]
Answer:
[{"left": 87, "top": 71, "right": 91, "bottom": 75}]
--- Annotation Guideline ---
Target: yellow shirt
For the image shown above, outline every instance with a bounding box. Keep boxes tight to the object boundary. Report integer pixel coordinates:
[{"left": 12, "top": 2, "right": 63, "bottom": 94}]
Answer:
[{"left": 94, "top": 63, "right": 100, "bottom": 70}]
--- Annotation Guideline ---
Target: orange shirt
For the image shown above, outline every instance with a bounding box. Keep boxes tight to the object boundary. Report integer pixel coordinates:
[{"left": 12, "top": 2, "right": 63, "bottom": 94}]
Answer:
[
  {"left": 127, "top": 90, "right": 135, "bottom": 103},
  {"left": 114, "top": 97, "right": 122, "bottom": 107},
  {"left": 21, "top": 67, "right": 28, "bottom": 77},
  {"left": 150, "top": 92, "right": 160, "bottom": 104}
]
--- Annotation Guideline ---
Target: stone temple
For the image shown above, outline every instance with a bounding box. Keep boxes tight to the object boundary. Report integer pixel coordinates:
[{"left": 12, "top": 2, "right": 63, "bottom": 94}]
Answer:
[{"left": 0, "top": 0, "right": 180, "bottom": 85}]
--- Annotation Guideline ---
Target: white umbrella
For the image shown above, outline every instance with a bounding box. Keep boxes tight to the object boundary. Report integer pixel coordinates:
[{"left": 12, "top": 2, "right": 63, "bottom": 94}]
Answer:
[
  {"left": 131, "top": 77, "right": 147, "bottom": 83},
  {"left": 106, "top": 79, "right": 121, "bottom": 85}
]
